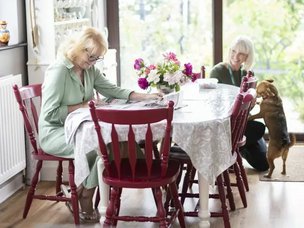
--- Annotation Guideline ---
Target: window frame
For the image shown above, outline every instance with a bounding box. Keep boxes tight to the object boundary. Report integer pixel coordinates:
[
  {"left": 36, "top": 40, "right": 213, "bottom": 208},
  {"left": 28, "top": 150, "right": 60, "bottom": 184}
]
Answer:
[{"left": 106, "top": 0, "right": 304, "bottom": 141}]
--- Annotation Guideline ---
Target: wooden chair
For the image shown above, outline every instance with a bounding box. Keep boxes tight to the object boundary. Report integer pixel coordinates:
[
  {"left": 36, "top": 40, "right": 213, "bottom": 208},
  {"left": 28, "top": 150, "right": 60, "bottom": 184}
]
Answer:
[
  {"left": 13, "top": 84, "right": 80, "bottom": 224},
  {"left": 233, "top": 70, "right": 257, "bottom": 192},
  {"left": 173, "top": 70, "right": 257, "bottom": 204},
  {"left": 89, "top": 100, "right": 185, "bottom": 227},
  {"left": 169, "top": 86, "right": 256, "bottom": 227}
]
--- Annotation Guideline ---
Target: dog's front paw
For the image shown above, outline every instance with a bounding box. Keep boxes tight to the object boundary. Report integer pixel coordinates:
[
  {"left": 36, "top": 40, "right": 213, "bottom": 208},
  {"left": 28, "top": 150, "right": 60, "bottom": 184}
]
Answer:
[
  {"left": 281, "top": 171, "right": 286, "bottom": 175},
  {"left": 263, "top": 174, "right": 272, "bottom": 178}
]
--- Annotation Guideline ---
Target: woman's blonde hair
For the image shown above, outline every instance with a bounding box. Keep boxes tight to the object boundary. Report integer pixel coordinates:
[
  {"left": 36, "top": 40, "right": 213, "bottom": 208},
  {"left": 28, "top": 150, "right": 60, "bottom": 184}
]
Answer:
[
  {"left": 227, "top": 35, "right": 254, "bottom": 71},
  {"left": 57, "top": 27, "right": 108, "bottom": 61}
]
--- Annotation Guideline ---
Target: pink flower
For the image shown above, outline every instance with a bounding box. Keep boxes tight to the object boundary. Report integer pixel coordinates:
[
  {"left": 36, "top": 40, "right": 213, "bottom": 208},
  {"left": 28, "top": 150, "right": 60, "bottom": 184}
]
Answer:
[
  {"left": 134, "top": 58, "right": 144, "bottom": 70},
  {"left": 163, "top": 52, "right": 178, "bottom": 62},
  {"left": 138, "top": 77, "right": 149, "bottom": 90},
  {"left": 191, "top": 72, "right": 201, "bottom": 82},
  {"left": 134, "top": 52, "right": 199, "bottom": 92},
  {"left": 183, "top": 63, "right": 193, "bottom": 76},
  {"left": 148, "top": 64, "right": 156, "bottom": 70}
]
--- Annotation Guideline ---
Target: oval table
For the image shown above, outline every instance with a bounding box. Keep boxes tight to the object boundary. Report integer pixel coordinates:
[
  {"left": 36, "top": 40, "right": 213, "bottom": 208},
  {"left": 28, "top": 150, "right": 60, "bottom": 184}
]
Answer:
[{"left": 64, "top": 82, "right": 239, "bottom": 226}]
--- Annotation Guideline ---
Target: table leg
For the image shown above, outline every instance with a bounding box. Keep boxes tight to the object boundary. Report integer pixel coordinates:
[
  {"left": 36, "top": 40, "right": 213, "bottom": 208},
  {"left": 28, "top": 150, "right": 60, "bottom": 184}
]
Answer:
[
  {"left": 198, "top": 172, "right": 211, "bottom": 227},
  {"left": 97, "top": 159, "right": 109, "bottom": 223}
]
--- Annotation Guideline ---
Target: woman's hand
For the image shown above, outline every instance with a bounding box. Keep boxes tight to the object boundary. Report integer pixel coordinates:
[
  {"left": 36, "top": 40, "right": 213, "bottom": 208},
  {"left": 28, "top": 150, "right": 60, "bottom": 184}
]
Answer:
[
  {"left": 144, "top": 92, "right": 164, "bottom": 100},
  {"left": 129, "top": 91, "right": 164, "bottom": 101}
]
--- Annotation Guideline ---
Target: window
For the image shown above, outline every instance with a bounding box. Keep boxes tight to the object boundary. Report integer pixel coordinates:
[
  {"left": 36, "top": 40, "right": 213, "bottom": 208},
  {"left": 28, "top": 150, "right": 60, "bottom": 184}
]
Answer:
[
  {"left": 108, "top": 0, "right": 304, "bottom": 135},
  {"left": 222, "top": 0, "right": 304, "bottom": 133},
  {"left": 118, "top": 0, "right": 213, "bottom": 91}
]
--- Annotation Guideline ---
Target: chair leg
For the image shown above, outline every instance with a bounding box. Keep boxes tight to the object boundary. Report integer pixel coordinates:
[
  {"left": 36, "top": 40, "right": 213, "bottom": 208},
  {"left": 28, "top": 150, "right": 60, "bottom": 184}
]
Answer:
[
  {"left": 104, "top": 187, "right": 118, "bottom": 226},
  {"left": 236, "top": 150, "right": 249, "bottom": 191},
  {"left": 216, "top": 174, "right": 231, "bottom": 228},
  {"left": 233, "top": 162, "right": 247, "bottom": 208},
  {"left": 68, "top": 161, "right": 79, "bottom": 224},
  {"left": 56, "top": 161, "right": 63, "bottom": 195},
  {"left": 180, "top": 163, "right": 192, "bottom": 205},
  {"left": 188, "top": 166, "right": 197, "bottom": 189},
  {"left": 112, "top": 188, "right": 122, "bottom": 226},
  {"left": 169, "top": 163, "right": 184, "bottom": 208},
  {"left": 154, "top": 187, "right": 167, "bottom": 228},
  {"left": 164, "top": 186, "right": 172, "bottom": 215},
  {"left": 169, "top": 182, "right": 186, "bottom": 228},
  {"left": 23, "top": 160, "right": 43, "bottom": 219},
  {"left": 175, "top": 163, "right": 184, "bottom": 189},
  {"left": 223, "top": 170, "right": 235, "bottom": 211}
]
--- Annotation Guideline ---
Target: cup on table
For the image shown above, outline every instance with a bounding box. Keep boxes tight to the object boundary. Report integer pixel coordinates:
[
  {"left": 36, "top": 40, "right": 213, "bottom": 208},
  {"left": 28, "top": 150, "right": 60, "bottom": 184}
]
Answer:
[{"left": 197, "top": 78, "right": 218, "bottom": 89}]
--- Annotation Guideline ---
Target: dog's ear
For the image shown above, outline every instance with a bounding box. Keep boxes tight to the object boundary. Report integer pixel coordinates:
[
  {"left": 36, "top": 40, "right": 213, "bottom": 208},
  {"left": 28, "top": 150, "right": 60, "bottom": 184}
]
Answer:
[
  {"left": 265, "top": 79, "right": 274, "bottom": 83},
  {"left": 266, "top": 83, "right": 278, "bottom": 97}
]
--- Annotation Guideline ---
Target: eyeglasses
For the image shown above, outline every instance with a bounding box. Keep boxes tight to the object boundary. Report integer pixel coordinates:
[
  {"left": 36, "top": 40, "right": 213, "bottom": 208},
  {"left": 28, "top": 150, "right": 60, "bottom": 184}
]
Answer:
[{"left": 85, "top": 49, "right": 104, "bottom": 62}]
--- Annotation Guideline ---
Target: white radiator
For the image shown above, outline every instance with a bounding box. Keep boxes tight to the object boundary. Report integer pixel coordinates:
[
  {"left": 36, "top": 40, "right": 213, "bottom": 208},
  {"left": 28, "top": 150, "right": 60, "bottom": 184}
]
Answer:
[{"left": 0, "top": 74, "right": 26, "bottom": 185}]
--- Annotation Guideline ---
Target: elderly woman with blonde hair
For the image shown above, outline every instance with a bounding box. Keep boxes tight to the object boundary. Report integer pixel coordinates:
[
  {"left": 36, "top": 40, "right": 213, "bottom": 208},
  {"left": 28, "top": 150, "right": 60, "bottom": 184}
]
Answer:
[
  {"left": 210, "top": 35, "right": 254, "bottom": 86},
  {"left": 38, "top": 27, "right": 163, "bottom": 222},
  {"left": 210, "top": 35, "right": 269, "bottom": 172}
]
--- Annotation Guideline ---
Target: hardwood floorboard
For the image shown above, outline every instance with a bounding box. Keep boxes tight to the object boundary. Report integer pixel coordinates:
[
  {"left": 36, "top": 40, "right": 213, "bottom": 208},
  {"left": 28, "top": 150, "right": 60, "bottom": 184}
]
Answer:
[{"left": 1, "top": 145, "right": 304, "bottom": 228}]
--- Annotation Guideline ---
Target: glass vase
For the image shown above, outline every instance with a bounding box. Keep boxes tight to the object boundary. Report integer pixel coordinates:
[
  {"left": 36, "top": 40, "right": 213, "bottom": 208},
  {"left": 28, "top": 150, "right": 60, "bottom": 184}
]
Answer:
[{"left": 157, "top": 85, "right": 174, "bottom": 94}]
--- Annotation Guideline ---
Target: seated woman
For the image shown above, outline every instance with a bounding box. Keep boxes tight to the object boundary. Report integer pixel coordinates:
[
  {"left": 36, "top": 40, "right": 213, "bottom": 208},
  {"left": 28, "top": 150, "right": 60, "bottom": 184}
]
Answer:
[
  {"left": 38, "top": 27, "right": 163, "bottom": 222},
  {"left": 210, "top": 35, "right": 269, "bottom": 171}
]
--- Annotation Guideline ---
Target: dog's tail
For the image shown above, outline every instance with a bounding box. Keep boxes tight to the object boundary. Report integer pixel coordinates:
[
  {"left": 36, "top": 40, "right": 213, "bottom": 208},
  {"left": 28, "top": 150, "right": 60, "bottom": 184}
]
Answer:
[{"left": 288, "top": 133, "right": 296, "bottom": 148}]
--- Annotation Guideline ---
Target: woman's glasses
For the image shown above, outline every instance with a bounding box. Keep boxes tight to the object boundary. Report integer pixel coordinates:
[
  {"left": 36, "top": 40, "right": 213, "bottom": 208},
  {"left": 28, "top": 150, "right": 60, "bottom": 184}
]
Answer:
[{"left": 85, "top": 49, "right": 104, "bottom": 62}]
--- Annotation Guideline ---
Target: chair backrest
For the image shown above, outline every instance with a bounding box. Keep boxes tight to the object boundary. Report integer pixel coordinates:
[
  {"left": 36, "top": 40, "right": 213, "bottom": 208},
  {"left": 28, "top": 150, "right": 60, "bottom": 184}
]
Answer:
[
  {"left": 240, "top": 70, "right": 257, "bottom": 92},
  {"left": 13, "top": 84, "right": 42, "bottom": 154},
  {"left": 230, "top": 88, "right": 256, "bottom": 152},
  {"left": 89, "top": 101, "right": 174, "bottom": 180},
  {"left": 201, "top": 66, "right": 206, "bottom": 79}
]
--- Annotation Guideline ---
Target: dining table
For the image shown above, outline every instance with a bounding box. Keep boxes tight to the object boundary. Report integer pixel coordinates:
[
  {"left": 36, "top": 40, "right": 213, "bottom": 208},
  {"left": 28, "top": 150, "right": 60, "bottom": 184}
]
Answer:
[{"left": 64, "top": 82, "right": 239, "bottom": 226}]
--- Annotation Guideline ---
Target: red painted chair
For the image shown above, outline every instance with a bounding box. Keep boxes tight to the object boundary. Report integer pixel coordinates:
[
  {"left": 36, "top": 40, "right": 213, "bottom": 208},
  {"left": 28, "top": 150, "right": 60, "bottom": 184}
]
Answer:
[
  {"left": 89, "top": 100, "right": 185, "bottom": 227},
  {"left": 169, "top": 86, "right": 256, "bottom": 227},
  {"left": 13, "top": 84, "right": 80, "bottom": 224},
  {"left": 233, "top": 70, "right": 257, "bottom": 192},
  {"left": 174, "top": 70, "right": 257, "bottom": 204}
]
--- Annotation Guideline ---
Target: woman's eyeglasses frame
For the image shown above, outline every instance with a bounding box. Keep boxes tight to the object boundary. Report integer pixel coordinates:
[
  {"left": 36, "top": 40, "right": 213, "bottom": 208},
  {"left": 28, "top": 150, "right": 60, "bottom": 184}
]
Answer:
[{"left": 85, "top": 49, "right": 104, "bottom": 62}]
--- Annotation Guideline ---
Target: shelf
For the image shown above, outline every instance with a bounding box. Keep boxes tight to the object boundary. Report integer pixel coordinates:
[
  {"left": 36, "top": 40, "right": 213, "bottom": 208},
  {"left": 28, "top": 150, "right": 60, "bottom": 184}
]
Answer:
[
  {"left": 0, "top": 42, "right": 27, "bottom": 51},
  {"left": 54, "top": 18, "right": 90, "bottom": 26}
]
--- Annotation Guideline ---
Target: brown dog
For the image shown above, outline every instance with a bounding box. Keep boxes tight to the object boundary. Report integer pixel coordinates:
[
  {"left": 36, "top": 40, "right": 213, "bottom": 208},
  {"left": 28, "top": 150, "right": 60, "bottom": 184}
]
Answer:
[{"left": 248, "top": 79, "right": 296, "bottom": 178}]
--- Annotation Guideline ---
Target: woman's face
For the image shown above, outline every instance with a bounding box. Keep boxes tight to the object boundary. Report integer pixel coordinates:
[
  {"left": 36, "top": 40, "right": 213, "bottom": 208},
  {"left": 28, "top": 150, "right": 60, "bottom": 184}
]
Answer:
[
  {"left": 230, "top": 48, "right": 248, "bottom": 70},
  {"left": 74, "top": 49, "right": 104, "bottom": 70}
]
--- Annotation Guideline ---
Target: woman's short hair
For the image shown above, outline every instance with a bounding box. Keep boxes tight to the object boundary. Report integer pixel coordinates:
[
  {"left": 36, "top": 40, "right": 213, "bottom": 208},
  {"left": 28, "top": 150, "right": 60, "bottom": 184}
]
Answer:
[
  {"left": 57, "top": 27, "right": 108, "bottom": 61},
  {"left": 227, "top": 35, "right": 254, "bottom": 71}
]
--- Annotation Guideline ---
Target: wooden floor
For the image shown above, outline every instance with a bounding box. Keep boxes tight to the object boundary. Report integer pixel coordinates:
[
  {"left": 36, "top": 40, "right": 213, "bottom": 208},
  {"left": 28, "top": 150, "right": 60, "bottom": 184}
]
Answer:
[{"left": 1, "top": 146, "right": 304, "bottom": 228}]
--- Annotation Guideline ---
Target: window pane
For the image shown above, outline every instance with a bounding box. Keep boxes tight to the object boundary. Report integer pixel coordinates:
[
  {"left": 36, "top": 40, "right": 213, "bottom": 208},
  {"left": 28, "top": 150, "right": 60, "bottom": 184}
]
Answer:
[
  {"left": 223, "top": 0, "right": 304, "bottom": 133},
  {"left": 119, "top": 0, "right": 213, "bottom": 91}
]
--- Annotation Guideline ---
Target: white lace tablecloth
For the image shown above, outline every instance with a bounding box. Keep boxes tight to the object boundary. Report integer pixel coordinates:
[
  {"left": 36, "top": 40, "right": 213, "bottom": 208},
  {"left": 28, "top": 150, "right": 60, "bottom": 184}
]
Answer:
[
  {"left": 172, "top": 83, "right": 239, "bottom": 184},
  {"left": 65, "top": 83, "right": 239, "bottom": 186}
]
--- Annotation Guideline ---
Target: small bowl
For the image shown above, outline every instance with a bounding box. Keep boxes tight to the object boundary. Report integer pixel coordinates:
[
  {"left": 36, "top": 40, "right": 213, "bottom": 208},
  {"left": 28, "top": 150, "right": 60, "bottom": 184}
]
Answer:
[{"left": 197, "top": 78, "right": 218, "bottom": 89}]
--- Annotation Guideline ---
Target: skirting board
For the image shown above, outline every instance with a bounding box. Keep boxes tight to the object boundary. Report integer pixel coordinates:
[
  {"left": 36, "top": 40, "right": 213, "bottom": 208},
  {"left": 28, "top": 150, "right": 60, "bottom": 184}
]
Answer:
[
  {"left": 40, "top": 161, "right": 69, "bottom": 182},
  {"left": 0, "top": 172, "right": 24, "bottom": 204}
]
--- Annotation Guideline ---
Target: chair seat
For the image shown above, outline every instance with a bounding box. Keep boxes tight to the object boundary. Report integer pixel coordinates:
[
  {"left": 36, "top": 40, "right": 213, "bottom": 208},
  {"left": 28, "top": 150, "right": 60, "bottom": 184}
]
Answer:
[
  {"left": 103, "top": 159, "right": 181, "bottom": 188},
  {"left": 32, "top": 149, "right": 74, "bottom": 161},
  {"left": 169, "top": 146, "right": 192, "bottom": 162}
]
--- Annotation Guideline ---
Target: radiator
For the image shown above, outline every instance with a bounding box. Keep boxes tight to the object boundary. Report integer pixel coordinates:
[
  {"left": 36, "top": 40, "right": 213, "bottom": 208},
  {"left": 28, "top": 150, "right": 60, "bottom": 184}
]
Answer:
[{"left": 0, "top": 74, "right": 26, "bottom": 185}]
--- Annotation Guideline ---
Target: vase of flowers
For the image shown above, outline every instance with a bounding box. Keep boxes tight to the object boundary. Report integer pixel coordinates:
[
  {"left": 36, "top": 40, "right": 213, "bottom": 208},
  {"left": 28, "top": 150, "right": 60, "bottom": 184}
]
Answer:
[
  {"left": 134, "top": 52, "right": 200, "bottom": 93},
  {"left": 156, "top": 84, "right": 174, "bottom": 94}
]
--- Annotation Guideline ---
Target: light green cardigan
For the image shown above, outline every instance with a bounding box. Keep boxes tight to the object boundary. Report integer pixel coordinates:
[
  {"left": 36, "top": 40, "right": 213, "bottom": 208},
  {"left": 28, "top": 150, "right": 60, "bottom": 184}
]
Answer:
[{"left": 38, "top": 58, "right": 132, "bottom": 158}]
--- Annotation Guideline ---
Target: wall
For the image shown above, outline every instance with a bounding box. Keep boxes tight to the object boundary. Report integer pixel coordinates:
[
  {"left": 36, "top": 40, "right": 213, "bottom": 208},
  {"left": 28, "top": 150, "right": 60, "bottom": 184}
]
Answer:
[
  {"left": 0, "top": 0, "right": 27, "bottom": 82},
  {"left": 0, "top": 0, "right": 28, "bottom": 203}
]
